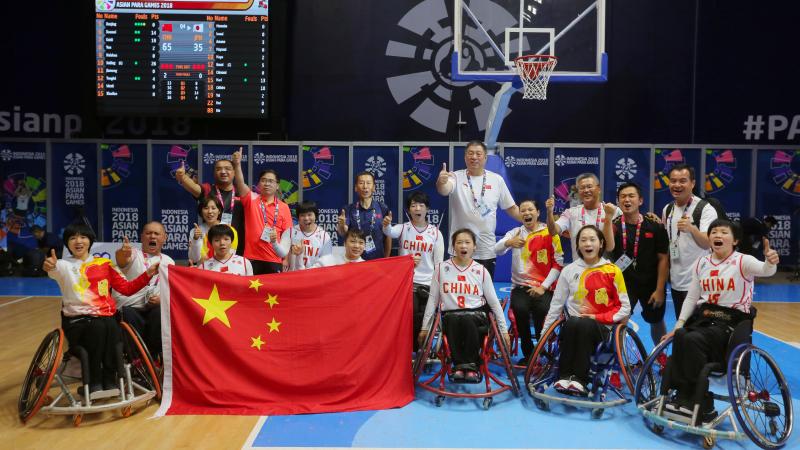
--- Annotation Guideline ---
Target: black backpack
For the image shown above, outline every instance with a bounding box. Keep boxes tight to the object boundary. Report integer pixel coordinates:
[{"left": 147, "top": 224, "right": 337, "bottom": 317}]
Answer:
[{"left": 665, "top": 196, "right": 729, "bottom": 226}]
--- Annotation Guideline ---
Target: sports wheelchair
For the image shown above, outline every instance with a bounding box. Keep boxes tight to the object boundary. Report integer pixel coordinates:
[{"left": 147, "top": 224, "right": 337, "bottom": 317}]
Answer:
[
  {"left": 524, "top": 315, "right": 648, "bottom": 418},
  {"left": 634, "top": 308, "right": 793, "bottom": 449},
  {"left": 18, "top": 322, "right": 161, "bottom": 426},
  {"left": 412, "top": 306, "right": 520, "bottom": 410}
]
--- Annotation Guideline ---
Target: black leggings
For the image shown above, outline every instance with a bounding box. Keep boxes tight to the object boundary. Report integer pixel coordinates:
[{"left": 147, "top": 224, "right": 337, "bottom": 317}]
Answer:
[
  {"left": 442, "top": 310, "right": 488, "bottom": 371},
  {"left": 667, "top": 321, "right": 730, "bottom": 400},
  {"left": 61, "top": 315, "right": 122, "bottom": 386},
  {"left": 558, "top": 317, "right": 608, "bottom": 385},
  {"left": 510, "top": 286, "right": 552, "bottom": 359}
]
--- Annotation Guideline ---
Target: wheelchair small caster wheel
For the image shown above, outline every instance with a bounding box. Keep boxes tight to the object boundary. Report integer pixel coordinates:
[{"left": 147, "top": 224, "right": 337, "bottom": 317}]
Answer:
[
  {"left": 702, "top": 436, "right": 715, "bottom": 449},
  {"left": 652, "top": 424, "right": 664, "bottom": 435},
  {"left": 482, "top": 398, "right": 493, "bottom": 410},
  {"left": 534, "top": 397, "right": 549, "bottom": 411},
  {"left": 73, "top": 414, "right": 83, "bottom": 427},
  {"left": 121, "top": 405, "right": 132, "bottom": 417},
  {"left": 434, "top": 396, "right": 445, "bottom": 407},
  {"left": 591, "top": 408, "right": 604, "bottom": 419}
]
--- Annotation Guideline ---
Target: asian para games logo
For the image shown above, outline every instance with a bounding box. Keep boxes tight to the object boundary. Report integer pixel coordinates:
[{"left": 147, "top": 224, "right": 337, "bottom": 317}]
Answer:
[
  {"left": 504, "top": 156, "right": 517, "bottom": 168},
  {"left": 554, "top": 154, "right": 567, "bottom": 167},
  {"left": 364, "top": 155, "right": 387, "bottom": 178},
  {"left": 63, "top": 153, "right": 86, "bottom": 175},
  {"left": 0, "top": 149, "right": 11, "bottom": 162},
  {"left": 615, "top": 157, "right": 637, "bottom": 180}
]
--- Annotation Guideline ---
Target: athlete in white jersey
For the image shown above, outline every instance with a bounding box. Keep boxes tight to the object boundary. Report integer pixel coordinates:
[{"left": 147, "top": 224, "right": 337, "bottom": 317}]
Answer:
[
  {"left": 419, "top": 228, "right": 508, "bottom": 383},
  {"left": 383, "top": 192, "right": 444, "bottom": 350},
  {"left": 664, "top": 219, "right": 778, "bottom": 423},
  {"left": 201, "top": 254, "right": 253, "bottom": 275},
  {"left": 276, "top": 201, "right": 333, "bottom": 271},
  {"left": 311, "top": 228, "right": 366, "bottom": 268},
  {"left": 198, "top": 225, "right": 254, "bottom": 275}
]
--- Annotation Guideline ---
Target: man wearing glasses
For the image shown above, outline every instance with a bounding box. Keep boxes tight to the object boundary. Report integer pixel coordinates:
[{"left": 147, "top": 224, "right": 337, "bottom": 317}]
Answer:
[
  {"left": 232, "top": 148, "right": 292, "bottom": 274},
  {"left": 546, "top": 173, "right": 618, "bottom": 262}
]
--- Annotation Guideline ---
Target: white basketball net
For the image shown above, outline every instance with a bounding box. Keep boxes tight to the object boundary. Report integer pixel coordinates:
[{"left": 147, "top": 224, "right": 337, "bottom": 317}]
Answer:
[{"left": 514, "top": 55, "right": 558, "bottom": 100}]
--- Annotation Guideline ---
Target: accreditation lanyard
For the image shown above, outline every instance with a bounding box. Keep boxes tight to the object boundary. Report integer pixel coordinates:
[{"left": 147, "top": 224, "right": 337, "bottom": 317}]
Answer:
[
  {"left": 466, "top": 172, "right": 487, "bottom": 210},
  {"left": 668, "top": 197, "right": 693, "bottom": 240},
  {"left": 581, "top": 205, "right": 602, "bottom": 227},
  {"left": 621, "top": 214, "right": 643, "bottom": 259},
  {"left": 259, "top": 198, "right": 280, "bottom": 228},
  {"left": 354, "top": 202, "right": 377, "bottom": 230},
  {"left": 215, "top": 188, "right": 236, "bottom": 213}
]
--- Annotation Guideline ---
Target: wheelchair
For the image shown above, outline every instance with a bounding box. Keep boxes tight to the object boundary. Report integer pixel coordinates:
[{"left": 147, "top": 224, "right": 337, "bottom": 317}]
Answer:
[
  {"left": 634, "top": 308, "right": 793, "bottom": 449},
  {"left": 412, "top": 306, "right": 521, "bottom": 410},
  {"left": 524, "top": 315, "right": 648, "bottom": 418},
  {"left": 18, "top": 321, "right": 161, "bottom": 426}
]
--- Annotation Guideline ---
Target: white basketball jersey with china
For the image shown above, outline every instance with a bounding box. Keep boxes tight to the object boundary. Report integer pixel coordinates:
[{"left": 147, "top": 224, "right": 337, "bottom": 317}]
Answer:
[
  {"left": 391, "top": 222, "right": 442, "bottom": 285},
  {"left": 693, "top": 252, "right": 753, "bottom": 313},
  {"left": 284, "top": 225, "right": 332, "bottom": 270},
  {"left": 434, "top": 259, "right": 488, "bottom": 311},
  {"left": 201, "top": 254, "right": 253, "bottom": 276}
]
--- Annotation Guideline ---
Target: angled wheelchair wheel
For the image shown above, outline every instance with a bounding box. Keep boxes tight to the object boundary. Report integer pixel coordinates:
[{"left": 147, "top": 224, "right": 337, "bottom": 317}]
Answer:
[
  {"left": 18, "top": 329, "right": 64, "bottom": 423},
  {"left": 728, "top": 344, "right": 793, "bottom": 449},
  {"left": 524, "top": 316, "right": 563, "bottom": 389},
  {"left": 615, "top": 324, "right": 648, "bottom": 396},
  {"left": 490, "top": 315, "right": 520, "bottom": 396},
  {"left": 634, "top": 336, "right": 673, "bottom": 407},
  {"left": 412, "top": 313, "right": 441, "bottom": 380},
  {"left": 120, "top": 322, "right": 161, "bottom": 401}
]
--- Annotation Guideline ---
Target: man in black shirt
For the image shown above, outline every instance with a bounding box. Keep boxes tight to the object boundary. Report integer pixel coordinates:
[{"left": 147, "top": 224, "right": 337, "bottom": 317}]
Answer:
[{"left": 610, "top": 182, "right": 669, "bottom": 343}]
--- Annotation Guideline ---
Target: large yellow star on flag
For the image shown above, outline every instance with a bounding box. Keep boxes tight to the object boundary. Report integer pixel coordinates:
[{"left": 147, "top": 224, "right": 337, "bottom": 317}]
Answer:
[
  {"left": 249, "top": 279, "right": 263, "bottom": 292},
  {"left": 267, "top": 317, "right": 281, "bottom": 333},
  {"left": 251, "top": 335, "right": 265, "bottom": 350},
  {"left": 192, "top": 284, "right": 237, "bottom": 328},
  {"left": 265, "top": 293, "right": 279, "bottom": 309}
]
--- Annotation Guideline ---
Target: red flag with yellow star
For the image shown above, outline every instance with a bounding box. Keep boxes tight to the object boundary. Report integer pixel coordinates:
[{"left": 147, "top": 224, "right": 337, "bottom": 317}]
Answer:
[{"left": 156, "top": 256, "right": 415, "bottom": 415}]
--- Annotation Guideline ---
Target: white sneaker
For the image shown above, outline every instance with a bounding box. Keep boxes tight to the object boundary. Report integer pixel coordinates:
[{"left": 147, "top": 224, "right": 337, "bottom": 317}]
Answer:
[
  {"left": 568, "top": 379, "right": 587, "bottom": 395},
  {"left": 554, "top": 379, "right": 570, "bottom": 392}
]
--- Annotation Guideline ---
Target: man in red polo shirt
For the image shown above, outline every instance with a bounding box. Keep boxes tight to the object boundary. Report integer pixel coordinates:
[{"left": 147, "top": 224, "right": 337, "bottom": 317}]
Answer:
[{"left": 232, "top": 148, "right": 292, "bottom": 274}]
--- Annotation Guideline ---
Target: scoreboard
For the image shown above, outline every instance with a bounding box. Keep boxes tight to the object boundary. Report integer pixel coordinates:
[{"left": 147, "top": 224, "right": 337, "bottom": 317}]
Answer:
[{"left": 95, "top": 1, "right": 269, "bottom": 117}]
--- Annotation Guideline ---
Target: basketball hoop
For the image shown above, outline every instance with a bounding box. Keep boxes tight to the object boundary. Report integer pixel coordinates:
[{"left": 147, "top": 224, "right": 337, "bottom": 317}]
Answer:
[{"left": 513, "top": 55, "right": 558, "bottom": 100}]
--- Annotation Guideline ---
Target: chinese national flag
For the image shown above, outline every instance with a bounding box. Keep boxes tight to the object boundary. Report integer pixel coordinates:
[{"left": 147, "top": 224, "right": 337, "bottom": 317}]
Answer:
[{"left": 156, "top": 256, "right": 415, "bottom": 416}]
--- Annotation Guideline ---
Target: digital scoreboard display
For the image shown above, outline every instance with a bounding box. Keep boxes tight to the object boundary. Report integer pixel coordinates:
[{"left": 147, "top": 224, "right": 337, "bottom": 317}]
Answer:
[{"left": 95, "top": 1, "right": 269, "bottom": 117}]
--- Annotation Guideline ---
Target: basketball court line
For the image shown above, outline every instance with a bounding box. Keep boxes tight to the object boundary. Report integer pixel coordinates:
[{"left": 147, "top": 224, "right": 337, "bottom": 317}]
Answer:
[
  {"left": 0, "top": 295, "right": 34, "bottom": 308},
  {"left": 242, "top": 416, "right": 269, "bottom": 449}
]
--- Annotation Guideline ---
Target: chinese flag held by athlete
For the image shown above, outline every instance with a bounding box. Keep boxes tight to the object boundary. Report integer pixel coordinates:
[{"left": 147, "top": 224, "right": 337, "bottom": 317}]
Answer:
[{"left": 157, "top": 256, "right": 415, "bottom": 416}]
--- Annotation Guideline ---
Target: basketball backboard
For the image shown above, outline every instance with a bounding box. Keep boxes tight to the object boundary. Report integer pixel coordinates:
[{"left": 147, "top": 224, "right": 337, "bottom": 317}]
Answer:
[{"left": 453, "top": 0, "right": 607, "bottom": 83}]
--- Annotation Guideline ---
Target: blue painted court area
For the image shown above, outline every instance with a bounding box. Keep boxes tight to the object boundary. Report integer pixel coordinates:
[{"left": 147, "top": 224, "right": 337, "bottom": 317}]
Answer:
[{"left": 249, "top": 283, "right": 800, "bottom": 449}]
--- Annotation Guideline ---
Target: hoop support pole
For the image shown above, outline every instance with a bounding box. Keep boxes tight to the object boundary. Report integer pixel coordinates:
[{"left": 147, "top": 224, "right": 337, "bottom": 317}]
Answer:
[{"left": 484, "top": 82, "right": 515, "bottom": 150}]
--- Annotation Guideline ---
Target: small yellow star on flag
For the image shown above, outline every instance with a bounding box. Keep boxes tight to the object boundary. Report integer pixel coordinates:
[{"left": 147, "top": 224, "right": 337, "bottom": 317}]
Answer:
[
  {"left": 251, "top": 335, "right": 265, "bottom": 350},
  {"left": 249, "top": 279, "right": 263, "bottom": 292},
  {"left": 265, "top": 293, "right": 279, "bottom": 309},
  {"left": 192, "top": 284, "right": 237, "bottom": 328},
  {"left": 267, "top": 317, "right": 281, "bottom": 333}
]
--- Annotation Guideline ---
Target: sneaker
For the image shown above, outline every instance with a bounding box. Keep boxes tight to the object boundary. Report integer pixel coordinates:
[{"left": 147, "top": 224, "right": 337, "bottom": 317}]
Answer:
[
  {"left": 452, "top": 370, "right": 465, "bottom": 381},
  {"left": 567, "top": 377, "right": 587, "bottom": 395},
  {"left": 464, "top": 370, "right": 480, "bottom": 383},
  {"left": 77, "top": 384, "right": 100, "bottom": 398},
  {"left": 665, "top": 400, "right": 693, "bottom": 416},
  {"left": 554, "top": 379, "right": 570, "bottom": 393}
]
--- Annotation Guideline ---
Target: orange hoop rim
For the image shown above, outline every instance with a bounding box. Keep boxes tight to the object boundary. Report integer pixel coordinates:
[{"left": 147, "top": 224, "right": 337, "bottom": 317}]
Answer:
[{"left": 513, "top": 54, "right": 558, "bottom": 66}]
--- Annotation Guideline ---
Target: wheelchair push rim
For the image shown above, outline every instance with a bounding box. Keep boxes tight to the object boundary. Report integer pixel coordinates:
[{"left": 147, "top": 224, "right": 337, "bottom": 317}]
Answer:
[
  {"left": 18, "top": 329, "right": 63, "bottom": 423},
  {"left": 524, "top": 316, "right": 563, "bottom": 390},
  {"left": 728, "top": 343, "right": 794, "bottom": 449},
  {"left": 120, "top": 322, "right": 162, "bottom": 401},
  {"left": 615, "top": 324, "right": 648, "bottom": 396}
]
